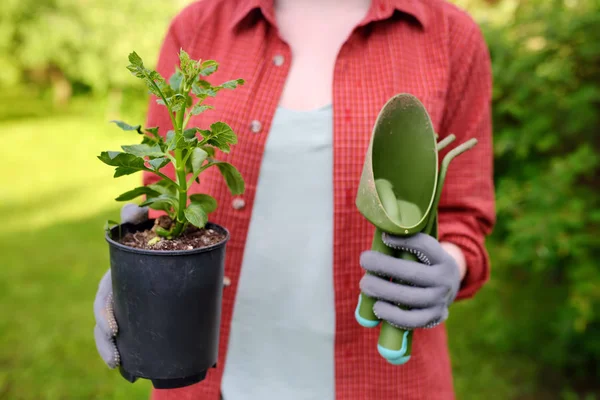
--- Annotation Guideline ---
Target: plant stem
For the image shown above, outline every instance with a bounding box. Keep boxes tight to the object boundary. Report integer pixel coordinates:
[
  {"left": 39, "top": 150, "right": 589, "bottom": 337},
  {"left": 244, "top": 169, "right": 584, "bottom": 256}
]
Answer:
[{"left": 171, "top": 106, "right": 188, "bottom": 237}]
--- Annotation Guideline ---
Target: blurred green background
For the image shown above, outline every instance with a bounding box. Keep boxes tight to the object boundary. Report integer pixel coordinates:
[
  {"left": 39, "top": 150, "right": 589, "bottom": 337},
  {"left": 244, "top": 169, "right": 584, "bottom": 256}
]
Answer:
[{"left": 0, "top": 0, "right": 598, "bottom": 398}]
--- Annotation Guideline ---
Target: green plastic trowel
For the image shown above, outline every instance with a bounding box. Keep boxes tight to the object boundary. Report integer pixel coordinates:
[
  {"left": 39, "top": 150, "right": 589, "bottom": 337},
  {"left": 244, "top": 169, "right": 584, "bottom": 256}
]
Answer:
[{"left": 355, "top": 93, "right": 478, "bottom": 365}]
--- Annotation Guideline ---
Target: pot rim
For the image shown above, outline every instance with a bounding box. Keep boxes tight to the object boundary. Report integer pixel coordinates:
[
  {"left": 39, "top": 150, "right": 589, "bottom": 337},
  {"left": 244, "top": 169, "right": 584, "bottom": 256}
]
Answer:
[{"left": 105, "top": 220, "right": 230, "bottom": 256}]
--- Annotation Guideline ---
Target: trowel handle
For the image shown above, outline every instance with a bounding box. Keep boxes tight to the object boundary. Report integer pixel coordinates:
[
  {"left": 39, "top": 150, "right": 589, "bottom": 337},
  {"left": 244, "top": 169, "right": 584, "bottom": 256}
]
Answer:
[
  {"left": 376, "top": 251, "right": 418, "bottom": 365},
  {"left": 355, "top": 228, "right": 393, "bottom": 328}
]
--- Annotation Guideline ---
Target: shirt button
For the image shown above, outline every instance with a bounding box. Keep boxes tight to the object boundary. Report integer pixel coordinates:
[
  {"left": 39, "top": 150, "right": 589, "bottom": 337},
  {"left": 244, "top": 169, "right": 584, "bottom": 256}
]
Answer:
[
  {"left": 232, "top": 197, "right": 246, "bottom": 210},
  {"left": 250, "top": 120, "right": 262, "bottom": 133},
  {"left": 223, "top": 276, "right": 231, "bottom": 287},
  {"left": 273, "top": 54, "right": 285, "bottom": 67}
]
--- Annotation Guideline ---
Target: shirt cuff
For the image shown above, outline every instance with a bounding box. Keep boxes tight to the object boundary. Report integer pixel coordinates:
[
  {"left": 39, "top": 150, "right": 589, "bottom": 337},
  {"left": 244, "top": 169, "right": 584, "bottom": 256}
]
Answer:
[{"left": 439, "top": 217, "right": 491, "bottom": 300}]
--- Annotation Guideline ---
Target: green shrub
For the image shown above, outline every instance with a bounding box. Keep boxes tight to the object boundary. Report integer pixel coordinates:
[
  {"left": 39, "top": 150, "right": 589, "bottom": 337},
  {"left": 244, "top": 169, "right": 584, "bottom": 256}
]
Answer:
[{"left": 481, "top": 0, "right": 600, "bottom": 389}]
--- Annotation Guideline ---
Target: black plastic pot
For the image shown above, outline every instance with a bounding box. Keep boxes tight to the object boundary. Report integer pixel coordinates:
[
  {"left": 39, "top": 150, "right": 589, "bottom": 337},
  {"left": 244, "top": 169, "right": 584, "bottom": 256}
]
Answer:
[{"left": 105, "top": 219, "right": 229, "bottom": 389}]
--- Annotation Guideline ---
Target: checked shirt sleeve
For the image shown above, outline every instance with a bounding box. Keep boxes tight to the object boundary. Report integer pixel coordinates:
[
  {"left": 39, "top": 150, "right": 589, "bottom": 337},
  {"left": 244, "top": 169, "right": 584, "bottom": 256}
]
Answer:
[{"left": 437, "top": 24, "right": 496, "bottom": 300}]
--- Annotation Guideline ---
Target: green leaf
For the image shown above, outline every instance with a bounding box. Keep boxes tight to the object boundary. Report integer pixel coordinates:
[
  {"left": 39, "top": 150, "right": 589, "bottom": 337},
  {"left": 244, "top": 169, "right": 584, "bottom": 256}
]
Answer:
[
  {"left": 114, "top": 167, "right": 141, "bottom": 177},
  {"left": 126, "top": 54, "right": 172, "bottom": 100},
  {"left": 98, "top": 151, "right": 146, "bottom": 178},
  {"left": 115, "top": 186, "right": 161, "bottom": 201},
  {"left": 201, "top": 145, "right": 216, "bottom": 157},
  {"left": 148, "top": 157, "right": 169, "bottom": 171},
  {"left": 141, "top": 135, "right": 158, "bottom": 147},
  {"left": 98, "top": 151, "right": 145, "bottom": 169},
  {"left": 191, "top": 148, "right": 208, "bottom": 173},
  {"left": 192, "top": 85, "right": 218, "bottom": 98},
  {"left": 220, "top": 79, "right": 245, "bottom": 89},
  {"left": 128, "top": 52, "right": 143, "bottom": 67},
  {"left": 145, "top": 127, "right": 160, "bottom": 138},
  {"left": 191, "top": 104, "right": 214, "bottom": 116},
  {"left": 140, "top": 193, "right": 179, "bottom": 213},
  {"left": 167, "top": 129, "right": 196, "bottom": 150},
  {"left": 179, "top": 49, "right": 195, "bottom": 76},
  {"left": 183, "top": 128, "right": 198, "bottom": 139},
  {"left": 207, "top": 122, "right": 237, "bottom": 153},
  {"left": 121, "top": 144, "right": 164, "bottom": 157},
  {"left": 166, "top": 130, "right": 178, "bottom": 151},
  {"left": 189, "top": 194, "right": 217, "bottom": 213},
  {"left": 182, "top": 129, "right": 199, "bottom": 147},
  {"left": 184, "top": 203, "right": 208, "bottom": 228},
  {"left": 199, "top": 60, "right": 219, "bottom": 76},
  {"left": 168, "top": 94, "right": 187, "bottom": 112},
  {"left": 216, "top": 162, "right": 245, "bottom": 195},
  {"left": 111, "top": 120, "right": 142, "bottom": 134},
  {"left": 149, "top": 180, "right": 177, "bottom": 196},
  {"left": 169, "top": 70, "right": 184, "bottom": 91}
]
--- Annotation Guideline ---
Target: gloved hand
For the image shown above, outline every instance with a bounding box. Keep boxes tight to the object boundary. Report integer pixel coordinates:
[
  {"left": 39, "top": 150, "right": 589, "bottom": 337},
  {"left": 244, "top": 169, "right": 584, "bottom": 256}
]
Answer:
[
  {"left": 93, "top": 204, "right": 148, "bottom": 368},
  {"left": 359, "top": 232, "right": 460, "bottom": 330}
]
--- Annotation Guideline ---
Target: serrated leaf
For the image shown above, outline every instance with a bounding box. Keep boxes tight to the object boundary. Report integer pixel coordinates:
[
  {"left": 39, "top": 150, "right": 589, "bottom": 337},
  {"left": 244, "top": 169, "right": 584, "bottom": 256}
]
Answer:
[
  {"left": 184, "top": 203, "right": 208, "bottom": 228},
  {"left": 148, "top": 157, "right": 169, "bottom": 171},
  {"left": 126, "top": 54, "right": 172, "bottom": 100},
  {"left": 207, "top": 122, "right": 237, "bottom": 153},
  {"left": 121, "top": 144, "right": 164, "bottom": 158},
  {"left": 179, "top": 49, "right": 195, "bottom": 75},
  {"left": 98, "top": 151, "right": 145, "bottom": 169},
  {"left": 99, "top": 151, "right": 146, "bottom": 178},
  {"left": 140, "top": 193, "right": 179, "bottom": 213},
  {"left": 191, "top": 104, "right": 214, "bottom": 116},
  {"left": 192, "top": 85, "right": 218, "bottom": 98},
  {"left": 141, "top": 136, "right": 157, "bottom": 146},
  {"left": 215, "top": 162, "right": 245, "bottom": 195},
  {"left": 145, "top": 126, "right": 160, "bottom": 137},
  {"left": 166, "top": 130, "right": 177, "bottom": 150},
  {"left": 195, "top": 129, "right": 211, "bottom": 139},
  {"left": 199, "top": 60, "right": 219, "bottom": 76},
  {"left": 210, "top": 122, "right": 237, "bottom": 143},
  {"left": 149, "top": 180, "right": 177, "bottom": 196},
  {"left": 166, "top": 130, "right": 194, "bottom": 150},
  {"left": 191, "top": 148, "right": 208, "bottom": 173},
  {"left": 128, "top": 52, "right": 144, "bottom": 67},
  {"left": 115, "top": 186, "right": 161, "bottom": 201},
  {"left": 189, "top": 194, "right": 217, "bottom": 213},
  {"left": 169, "top": 70, "right": 184, "bottom": 91},
  {"left": 111, "top": 120, "right": 142, "bottom": 134},
  {"left": 167, "top": 93, "right": 187, "bottom": 112},
  {"left": 220, "top": 79, "right": 245, "bottom": 89},
  {"left": 114, "top": 167, "right": 141, "bottom": 177},
  {"left": 183, "top": 128, "right": 198, "bottom": 139},
  {"left": 200, "top": 145, "right": 216, "bottom": 157}
]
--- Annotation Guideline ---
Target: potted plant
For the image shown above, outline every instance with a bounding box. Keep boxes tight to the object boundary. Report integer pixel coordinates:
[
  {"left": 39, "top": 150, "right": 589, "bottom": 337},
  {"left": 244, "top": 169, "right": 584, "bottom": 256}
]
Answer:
[{"left": 99, "top": 50, "right": 245, "bottom": 389}]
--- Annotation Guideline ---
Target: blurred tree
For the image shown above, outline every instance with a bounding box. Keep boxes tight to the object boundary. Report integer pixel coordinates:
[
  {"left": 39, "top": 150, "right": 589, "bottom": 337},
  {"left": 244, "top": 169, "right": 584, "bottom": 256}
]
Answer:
[
  {"left": 478, "top": 0, "right": 600, "bottom": 392},
  {"left": 0, "top": 0, "right": 193, "bottom": 104}
]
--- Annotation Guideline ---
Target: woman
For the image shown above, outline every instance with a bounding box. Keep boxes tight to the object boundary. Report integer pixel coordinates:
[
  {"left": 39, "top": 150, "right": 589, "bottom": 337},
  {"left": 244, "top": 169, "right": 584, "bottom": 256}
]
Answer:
[{"left": 94, "top": 0, "right": 496, "bottom": 398}]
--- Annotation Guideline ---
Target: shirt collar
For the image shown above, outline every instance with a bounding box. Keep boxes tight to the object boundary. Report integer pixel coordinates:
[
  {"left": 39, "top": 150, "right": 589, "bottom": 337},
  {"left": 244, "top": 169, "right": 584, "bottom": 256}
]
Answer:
[{"left": 230, "top": 0, "right": 429, "bottom": 31}]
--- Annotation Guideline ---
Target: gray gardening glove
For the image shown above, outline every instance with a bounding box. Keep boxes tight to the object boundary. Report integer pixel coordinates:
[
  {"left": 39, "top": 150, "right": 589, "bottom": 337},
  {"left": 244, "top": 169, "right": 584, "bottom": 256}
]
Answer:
[
  {"left": 93, "top": 204, "right": 148, "bottom": 368},
  {"left": 359, "top": 232, "right": 460, "bottom": 329}
]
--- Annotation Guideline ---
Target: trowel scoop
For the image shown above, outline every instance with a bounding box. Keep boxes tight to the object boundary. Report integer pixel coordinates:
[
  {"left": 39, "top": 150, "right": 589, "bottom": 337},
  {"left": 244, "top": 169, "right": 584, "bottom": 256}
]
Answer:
[{"left": 355, "top": 93, "right": 477, "bottom": 365}]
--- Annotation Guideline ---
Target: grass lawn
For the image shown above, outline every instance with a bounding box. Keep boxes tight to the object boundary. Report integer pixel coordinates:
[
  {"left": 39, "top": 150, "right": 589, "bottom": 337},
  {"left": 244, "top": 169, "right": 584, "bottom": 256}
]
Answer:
[{"left": 0, "top": 96, "right": 539, "bottom": 399}]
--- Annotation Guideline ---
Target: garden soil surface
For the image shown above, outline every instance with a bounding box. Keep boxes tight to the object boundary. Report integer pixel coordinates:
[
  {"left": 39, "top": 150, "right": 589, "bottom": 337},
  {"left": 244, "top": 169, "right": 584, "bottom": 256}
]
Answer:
[{"left": 119, "top": 216, "right": 226, "bottom": 251}]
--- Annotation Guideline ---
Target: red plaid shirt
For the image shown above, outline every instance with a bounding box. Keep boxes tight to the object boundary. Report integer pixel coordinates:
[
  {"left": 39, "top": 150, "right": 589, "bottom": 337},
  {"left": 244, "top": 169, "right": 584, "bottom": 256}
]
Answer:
[{"left": 144, "top": 0, "right": 495, "bottom": 398}]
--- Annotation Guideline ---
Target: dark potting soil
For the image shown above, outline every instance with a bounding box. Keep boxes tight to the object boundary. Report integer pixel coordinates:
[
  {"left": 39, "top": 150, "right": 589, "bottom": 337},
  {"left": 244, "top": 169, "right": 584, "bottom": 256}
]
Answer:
[{"left": 118, "top": 216, "right": 226, "bottom": 251}]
